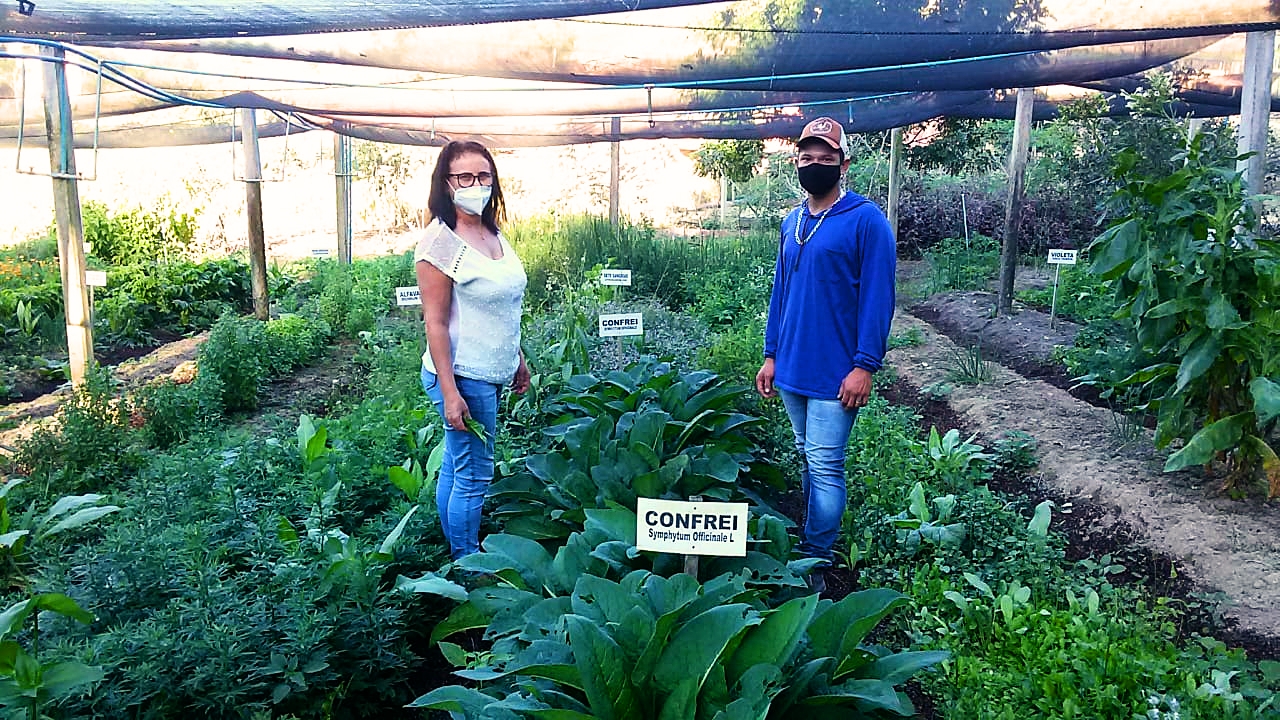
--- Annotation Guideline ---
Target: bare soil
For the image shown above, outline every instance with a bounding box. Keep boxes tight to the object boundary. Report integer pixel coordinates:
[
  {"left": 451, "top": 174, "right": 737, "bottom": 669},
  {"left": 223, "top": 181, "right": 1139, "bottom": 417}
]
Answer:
[{"left": 888, "top": 293, "right": 1280, "bottom": 648}]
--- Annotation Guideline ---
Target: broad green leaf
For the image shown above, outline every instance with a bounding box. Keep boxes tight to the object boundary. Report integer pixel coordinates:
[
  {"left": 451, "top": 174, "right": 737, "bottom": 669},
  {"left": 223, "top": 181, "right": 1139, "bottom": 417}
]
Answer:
[
  {"left": 1144, "top": 298, "right": 1190, "bottom": 319},
  {"left": 1175, "top": 333, "right": 1221, "bottom": 392},
  {"left": 511, "top": 663, "right": 584, "bottom": 689},
  {"left": 528, "top": 453, "right": 572, "bottom": 484},
  {"left": 387, "top": 465, "right": 420, "bottom": 499},
  {"left": 584, "top": 507, "right": 638, "bottom": 544},
  {"left": 717, "top": 664, "right": 784, "bottom": 720},
  {"left": 41, "top": 662, "right": 103, "bottom": 696},
  {"left": 34, "top": 593, "right": 95, "bottom": 624},
  {"left": 297, "top": 414, "right": 318, "bottom": 459},
  {"left": 41, "top": 494, "right": 106, "bottom": 521},
  {"left": 395, "top": 573, "right": 467, "bottom": 602},
  {"left": 481, "top": 533, "right": 555, "bottom": 591},
  {"left": 437, "top": 640, "right": 468, "bottom": 666},
  {"left": 1090, "top": 219, "right": 1138, "bottom": 280},
  {"left": 907, "top": 483, "right": 930, "bottom": 523},
  {"left": 1027, "top": 500, "right": 1052, "bottom": 538},
  {"left": 0, "top": 531, "right": 29, "bottom": 549},
  {"left": 430, "top": 601, "right": 494, "bottom": 645},
  {"left": 0, "top": 600, "right": 33, "bottom": 640},
  {"left": 1205, "top": 293, "right": 1243, "bottom": 329},
  {"left": 566, "top": 615, "right": 640, "bottom": 720},
  {"left": 425, "top": 438, "right": 445, "bottom": 484},
  {"left": 38, "top": 505, "right": 120, "bottom": 540},
  {"left": 863, "top": 650, "right": 949, "bottom": 685},
  {"left": 807, "top": 589, "right": 908, "bottom": 666},
  {"left": 725, "top": 594, "right": 818, "bottom": 687},
  {"left": 657, "top": 677, "right": 700, "bottom": 720},
  {"left": 652, "top": 604, "right": 760, "bottom": 693},
  {"left": 1164, "top": 413, "right": 1251, "bottom": 472},
  {"left": 407, "top": 685, "right": 496, "bottom": 711},
  {"left": 1250, "top": 377, "right": 1280, "bottom": 425},
  {"left": 573, "top": 575, "right": 649, "bottom": 628},
  {"left": 803, "top": 678, "right": 912, "bottom": 715},
  {"left": 376, "top": 505, "right": 418, "bottom": 557},
  {"left": 528, "top": 711, "right": 597, "bottom": 720},
  {"left": 0, "top": 480, "right": 24, "bottom": 501}
]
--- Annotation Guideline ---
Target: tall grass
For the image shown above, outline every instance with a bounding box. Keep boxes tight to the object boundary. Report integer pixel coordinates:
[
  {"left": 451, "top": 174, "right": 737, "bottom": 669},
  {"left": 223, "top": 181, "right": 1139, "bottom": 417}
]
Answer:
[{"left": 506, "top": 213, "right": 777, "bottom": 311}]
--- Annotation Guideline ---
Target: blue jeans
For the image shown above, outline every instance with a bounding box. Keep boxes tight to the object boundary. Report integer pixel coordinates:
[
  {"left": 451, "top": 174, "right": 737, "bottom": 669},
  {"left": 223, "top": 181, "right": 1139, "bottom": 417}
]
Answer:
[
  {"left": 779, "top": 389, "right": 858, "bottom": 563},
  {"left": 422, "top": 368, "right": 500, "bottom": 560}
]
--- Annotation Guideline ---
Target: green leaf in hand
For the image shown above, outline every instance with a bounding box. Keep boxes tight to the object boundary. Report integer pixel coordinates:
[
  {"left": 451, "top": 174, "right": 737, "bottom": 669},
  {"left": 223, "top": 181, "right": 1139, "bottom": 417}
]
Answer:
[{"left": 464, "top": 417, "right": 488, "bottom": 442}]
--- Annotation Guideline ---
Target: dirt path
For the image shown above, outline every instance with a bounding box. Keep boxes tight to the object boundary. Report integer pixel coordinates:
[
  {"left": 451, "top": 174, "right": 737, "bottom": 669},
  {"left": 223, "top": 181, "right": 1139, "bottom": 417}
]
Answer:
[{"left": 887, "top": 309, "right": 1280, "bottom": 639}]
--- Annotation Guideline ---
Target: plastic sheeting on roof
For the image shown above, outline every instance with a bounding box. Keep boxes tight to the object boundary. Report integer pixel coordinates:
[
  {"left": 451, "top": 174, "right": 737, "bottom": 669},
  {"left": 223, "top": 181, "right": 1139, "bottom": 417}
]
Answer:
[{"left": 0, "top": 0, "right": 727, "bottom": 40}]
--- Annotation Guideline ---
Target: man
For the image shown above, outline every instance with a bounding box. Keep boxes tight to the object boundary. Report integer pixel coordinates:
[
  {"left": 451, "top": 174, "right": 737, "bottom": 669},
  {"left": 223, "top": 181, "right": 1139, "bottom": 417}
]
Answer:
[{"left": 755, "top": 116, "right": 897, "bottom": 594}]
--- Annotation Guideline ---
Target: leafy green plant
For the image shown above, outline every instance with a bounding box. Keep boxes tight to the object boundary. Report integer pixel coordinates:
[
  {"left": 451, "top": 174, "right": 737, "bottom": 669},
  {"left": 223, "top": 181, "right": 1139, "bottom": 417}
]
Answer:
[
  {"left": 887, "top": 482, "right": 966, "bottom": 557},
  {"left": 0, "top": 479, "right": 121, "bottom": 588},
  {"left": 411, "top": 559, "right": 946, "bottom": 718},
  {"left": 945, "top": 343, "right": 993, "bottom": 385},
  {"left": 0, "top": 593, "right": 103, "bottom": 719},
  {"left": 133, "top": 373, "right": 224, "bottom": 450},
  {"left": 925, "top": 427, "right": 993, "bottom": 489},
  {"left": 991, "top": 430, "right": 1038, "bottom": 474},
  {"left": 1089, "top": 129, "right": 1280, "bottom": 495},
  {"left": 198, "top": 314, "right": 270, "bottom": 412},
  {"left": 13, "top": 367, "right": 142, "bottom": 493},
  {"left": 487, "top": 359, "right": 769, "bottom": 541}
]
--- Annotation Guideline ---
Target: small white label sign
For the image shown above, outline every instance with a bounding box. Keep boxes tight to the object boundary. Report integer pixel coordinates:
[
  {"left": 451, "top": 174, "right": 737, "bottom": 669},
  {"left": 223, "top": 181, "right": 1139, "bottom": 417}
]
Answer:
[
  {"left": 599, "top": 312, "right": 644, "bottom": 337},
  {"left": 1047, "top": 249, "right": 1078, "bottom": 265},
  {"left": 600, "top": 269, "right": 632, "bottom": 286},
  {"left": 395, "top": 286, "right": 422, "bottom": 306},
  {"left": 311, "top": 248, "right": 332, "bottom": 257},
  {"left": 636, "top": 498, "right": 748, "bottom": 557},
  {"left": 84, "top": 270, "right": 108, "bottom": 287}
]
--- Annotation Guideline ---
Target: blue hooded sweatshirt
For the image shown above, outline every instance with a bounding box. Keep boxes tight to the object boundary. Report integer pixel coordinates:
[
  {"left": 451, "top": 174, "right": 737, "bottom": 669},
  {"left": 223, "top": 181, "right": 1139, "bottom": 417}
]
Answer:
[{"left": 764, "top": 191, "right": 897, "bottom": 400}]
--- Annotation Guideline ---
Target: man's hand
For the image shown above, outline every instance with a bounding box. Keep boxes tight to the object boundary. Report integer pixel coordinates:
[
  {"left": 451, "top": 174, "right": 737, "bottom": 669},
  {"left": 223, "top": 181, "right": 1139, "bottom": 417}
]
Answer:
[
  {"left": 838, "top": 367, "right": 872, "bottom": 410},
  {"left": 512, "top": 356, "right": 531, "bottom": 394},
  {"left": 755, "top": 358, "right": 778, "bottom": 399}
]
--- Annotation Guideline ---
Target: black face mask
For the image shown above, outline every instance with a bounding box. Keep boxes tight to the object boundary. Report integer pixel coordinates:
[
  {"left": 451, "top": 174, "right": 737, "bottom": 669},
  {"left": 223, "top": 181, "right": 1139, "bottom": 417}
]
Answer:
[{"left": 796, "top": 162, "right": 842, "bottom": 196}]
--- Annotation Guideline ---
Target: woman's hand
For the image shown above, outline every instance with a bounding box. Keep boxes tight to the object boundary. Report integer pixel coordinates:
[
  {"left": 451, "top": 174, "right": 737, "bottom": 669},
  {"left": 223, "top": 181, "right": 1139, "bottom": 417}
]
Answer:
[
  {"left": 512, "top": 355, "right": 531, "bottom": 394},
  {"left": 443, "top": 392, "right": 471, "bottom": 432}
]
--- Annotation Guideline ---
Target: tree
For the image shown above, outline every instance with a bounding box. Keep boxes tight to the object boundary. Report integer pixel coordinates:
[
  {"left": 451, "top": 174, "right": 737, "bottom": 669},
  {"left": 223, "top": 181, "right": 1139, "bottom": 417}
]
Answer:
[{"left": 693, "top": 139, "right": 765, "bottom": 225}]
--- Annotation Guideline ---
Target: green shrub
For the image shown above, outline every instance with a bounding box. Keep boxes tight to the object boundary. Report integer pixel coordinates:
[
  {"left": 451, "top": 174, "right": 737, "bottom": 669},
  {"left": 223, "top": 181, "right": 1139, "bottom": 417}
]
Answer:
[
  {"left": 923, "top": 234, "right": 1000, "bottom": 293},
  {"left": 265, "top": 314, "right": 332, "bottom": 373},
  {"left": 1017, "top": 262, "right": 1114, "bottom": 324},
  {"left": 13, "top": 366, "right": 142, "bottom": 493},
  {"left": 68, "top": 199, "right": 199, "bottom": 266},
  {"left": 198, "top": 314, "right": 270, "bottom": 412},
  {"left": 134, "top": 373, "right": 225, "bottom": 450}
]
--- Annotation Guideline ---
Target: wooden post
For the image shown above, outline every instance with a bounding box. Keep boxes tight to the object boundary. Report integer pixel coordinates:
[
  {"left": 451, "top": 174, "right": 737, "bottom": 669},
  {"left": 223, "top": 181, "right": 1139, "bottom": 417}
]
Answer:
[
  {"left": 609, "top": 116, "right": 621, "bottom": 228},
  {"left": 41, "top": 46, "right": 93, "bottom": 386},
  {"left": 334, "top": 132, "right": 354, "bottom": 264},
  {"left": 1237, "top": 30, "right": 1275, "bottom": 214},
  {"left": 682, "top": 494, "right": 703, "bottom": 579},
  {"left": 998, "top": 88, "right": 1034, "bottom": 316},
  {"left": 240, "top": 109, "right": 270, "bottom": 320},
  {"left": 887, "top": 127, "right": 904, "bottom": 238}
]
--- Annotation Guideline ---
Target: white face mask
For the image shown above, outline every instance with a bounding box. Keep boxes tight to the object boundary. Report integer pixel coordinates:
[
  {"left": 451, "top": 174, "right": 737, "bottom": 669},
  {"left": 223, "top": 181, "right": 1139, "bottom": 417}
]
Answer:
[{"left": 453, "top": 185, "right": 492, "bottom": 216}]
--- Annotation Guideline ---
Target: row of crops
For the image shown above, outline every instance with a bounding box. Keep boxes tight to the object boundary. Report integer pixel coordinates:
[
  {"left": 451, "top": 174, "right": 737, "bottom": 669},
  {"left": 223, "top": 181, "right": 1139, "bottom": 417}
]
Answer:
[{"left": 0, "top": 200, "right": 1277, "bottom": 717}]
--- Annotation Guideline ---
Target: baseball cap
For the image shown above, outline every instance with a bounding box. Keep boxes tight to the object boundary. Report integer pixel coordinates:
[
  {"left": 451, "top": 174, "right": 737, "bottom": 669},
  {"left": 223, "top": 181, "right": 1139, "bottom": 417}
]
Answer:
[{"left": 798, "top": 116, "right": 851, "bottom": 158}]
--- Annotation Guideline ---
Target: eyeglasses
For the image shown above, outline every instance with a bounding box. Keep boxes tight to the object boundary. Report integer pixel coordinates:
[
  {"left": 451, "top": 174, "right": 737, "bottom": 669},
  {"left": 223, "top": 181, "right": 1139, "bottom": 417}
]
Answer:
[{"left": 448, "top": 172, "right": 494, "bottom": 187}]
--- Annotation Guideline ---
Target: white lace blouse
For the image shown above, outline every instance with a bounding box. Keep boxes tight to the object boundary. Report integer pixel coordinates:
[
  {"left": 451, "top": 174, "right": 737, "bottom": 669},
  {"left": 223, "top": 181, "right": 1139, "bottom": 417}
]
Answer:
[{"left": 414, "top": 220, "right": 527, "bottom": 384}]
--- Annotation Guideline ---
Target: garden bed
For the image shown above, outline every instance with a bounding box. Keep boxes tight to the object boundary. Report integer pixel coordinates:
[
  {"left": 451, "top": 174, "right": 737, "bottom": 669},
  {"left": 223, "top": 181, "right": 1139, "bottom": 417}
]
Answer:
[{"left": 888, "top": 303, "right": 1280, "bottom": 645}]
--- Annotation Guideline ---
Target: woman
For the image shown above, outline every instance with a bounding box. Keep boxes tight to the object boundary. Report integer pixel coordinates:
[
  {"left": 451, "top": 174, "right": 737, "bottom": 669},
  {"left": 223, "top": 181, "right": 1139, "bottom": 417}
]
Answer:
[{"left": 416, "top": 140, "right": 529, "bottom": 560}]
